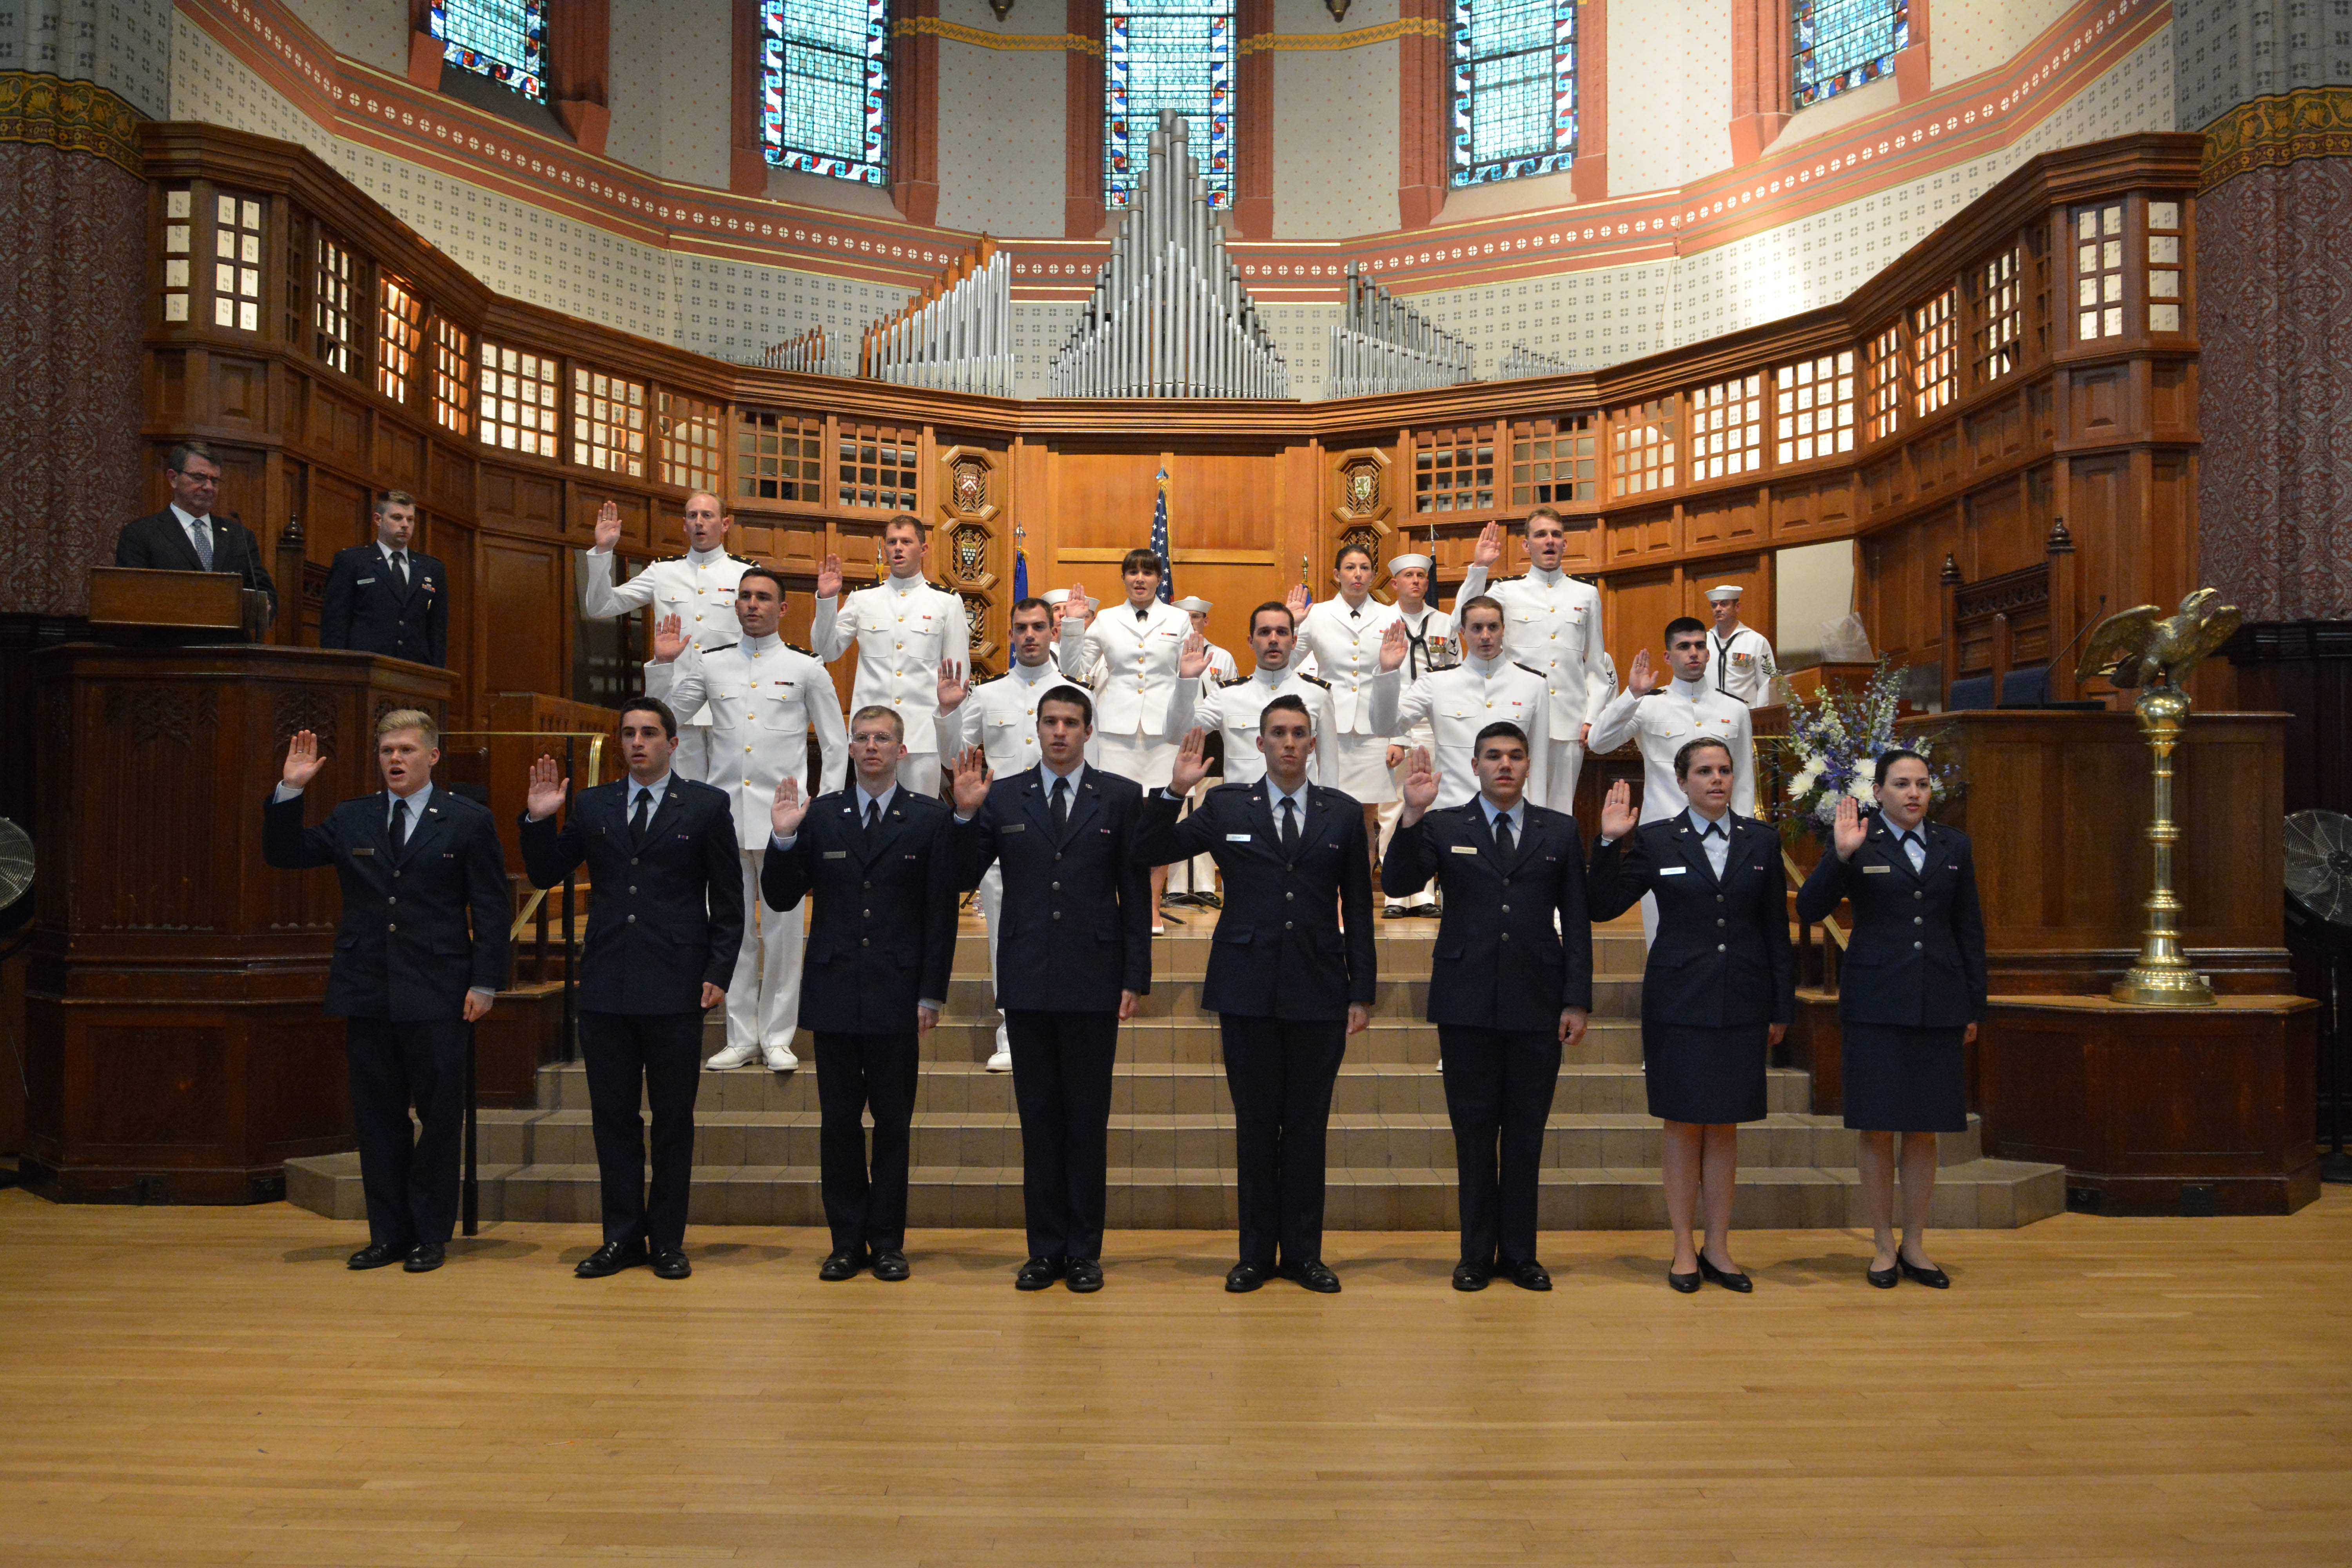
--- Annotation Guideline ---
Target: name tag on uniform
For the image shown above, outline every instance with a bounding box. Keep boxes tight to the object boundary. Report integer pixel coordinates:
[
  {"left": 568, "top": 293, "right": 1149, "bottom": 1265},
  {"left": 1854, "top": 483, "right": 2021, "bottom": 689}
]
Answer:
[
  {"left": 351, "top": 848, "right": 375, "bottom": 858},
  {"left": 1659, "top": 866, "right": 1687, "bottom": 876},
  {"left": 1227, "top": 833, "right": 1252, "bottom": 842},
  {"left": 1863, "top": 865, "right": 1892, "bottom": 875},
  {"left": 823, "top": 850, "right": 849, "bottom": 860},
  {"left": 356, "top": 577, "right": 376, "bottom": 586},
  {"left": 1001, "top": 822, "right": 1025, "bottom": 833},
  {"left": 1451, "top": 845, "right": 1479, "bottom": 855}
]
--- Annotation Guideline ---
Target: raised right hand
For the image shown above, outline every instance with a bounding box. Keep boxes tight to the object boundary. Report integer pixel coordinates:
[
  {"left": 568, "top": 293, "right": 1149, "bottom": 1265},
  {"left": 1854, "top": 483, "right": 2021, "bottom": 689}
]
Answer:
[
  {"left": 770, "top": 776, "right": 809, "bottom": 839},
  {"left": 1178, "top": 630, "right": 1209, "bottom": 680},
  {"left": 936, "top": 656, "right": 970, "bottom": 713},
  {"left": 281, "top": 728, "right": 329, "bottom": 790},
  {"left": 1832, "top": 794, "right": 1868, "bottom": 861},
  {"left": 1626, "top": 648, "right": 1659, "bottom": 697},
  {"left": 592, "top": 499, "right": 622, "bottom": 552},
  {"left": 950, "top": 744, "right": 991, "bottom": 816},
  {"left": 650, "top": 611, "right": 687, "bottom": 664},
  {"left": 524, "top": 754, "right": 569, "bottom": 820},
  {"left": 1472, "top": 521, "right": 1504, "bottom": 568},
  {"left": 815, "top": 553, "right": 843, "bottom": 601},
  {"left": 1284, "top": 583, "right": 1310, "bottom": 620},
  {"left": 1599, "top": 779, "right": 1638, "bottom": 841},
  {"left": 1400, "top": 746, "right": 1440, "bottom": 813},
  {"left": 1169, "top": 726, "right": 1211, "bottom": 795}
]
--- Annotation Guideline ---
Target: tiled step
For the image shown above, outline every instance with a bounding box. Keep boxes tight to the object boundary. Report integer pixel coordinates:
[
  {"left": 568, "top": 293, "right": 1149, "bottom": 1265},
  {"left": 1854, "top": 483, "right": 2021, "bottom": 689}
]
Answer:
[
  {"left": 471, "top": 1106, "right": 1987, "bottom": 1172},
  {"left": 285, "top": 1152, "right": 2064, "bottom": 1234}
]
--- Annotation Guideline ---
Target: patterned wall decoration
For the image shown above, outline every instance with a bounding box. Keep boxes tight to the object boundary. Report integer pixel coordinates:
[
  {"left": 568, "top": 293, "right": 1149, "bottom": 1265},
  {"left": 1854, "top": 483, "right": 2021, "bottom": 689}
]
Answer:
[
  {"left": 2173, "top": 0, "right": 2352, "bottom": 132},
  {"left": 0, "top": 133, "right": 149, "bottom": 615},
  {"left": 934, "top": 443, "right": 1004, "bottom": 670}
]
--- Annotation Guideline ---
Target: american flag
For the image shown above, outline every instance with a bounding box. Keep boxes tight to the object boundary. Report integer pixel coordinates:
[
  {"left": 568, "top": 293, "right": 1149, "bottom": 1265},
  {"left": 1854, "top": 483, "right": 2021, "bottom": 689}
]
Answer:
[{"left": 1149, "top": 465, "right": 1173, "bottom": 602}]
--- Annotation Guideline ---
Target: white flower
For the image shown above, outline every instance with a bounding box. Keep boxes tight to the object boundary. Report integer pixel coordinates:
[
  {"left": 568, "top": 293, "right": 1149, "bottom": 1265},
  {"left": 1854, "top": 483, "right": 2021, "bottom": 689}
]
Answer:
[
  {"left": 1787, "top": 759, "right": 1823, "bottom": 798},
  {"left": 1846, "top": 779, "right": 1876, "bottom": 806}
]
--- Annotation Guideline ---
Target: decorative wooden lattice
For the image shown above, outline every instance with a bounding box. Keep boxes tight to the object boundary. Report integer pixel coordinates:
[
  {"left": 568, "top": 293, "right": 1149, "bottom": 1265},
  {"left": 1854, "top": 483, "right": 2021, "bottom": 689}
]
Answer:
[
  {"left": 737, "top": 410, "right": 824, "bottom": 503},
  {"left": 161, "top": 188, "right": 193, "bottom": 324},
  {"left": 1689, "top": 374, "right": 1762, "bottom": 483},
  {"left": 2147, "top": 200, "right": 2183, "bottom": 335},
  {"left": 2074, "top": 201, "right": 2126, "bottom": 343},
  {"left": 1412, "top": 426, "right": 1495, "bottom": 514},
  {"left": 1864, "top": 323, "right": 1902, "bottom": 442},
  {"left": 478, "top": 341, "right": 561, "bottom": 459},
  {"left": 432, "top": 318, "right": 473, "bottom": 436},
  {"left": 1972, "top": 250, "right": 2024, "bottom": 385},
  {"left": 836, "top": 423, "right": 919, "bottom": 512},
  {"left": 314, "top": 233, "right": 359, "bottom": 376},
  {"left": 1911, "top": 289, "right": 1957, "bottom": 418},
  {"left": 377, "top": 275, "right": 424, "bottom": 403},
  {"left": 1508, "top": 416, "right": 1597, "bottom": 507},
  {"left": 572, "top": 367, "right": 648, "bottom": 479},
  {"left": 657, "top": 391, "right": 721, "bottom": 493},
  {"left": 212, "top": 192, "right": 265, "bottom": 333},
  {"left": 1773, "top": 351, "right": 1855, "bottom": 465},
  {"left": 1609, "top": 398, "right": 1677, "bottom": 497}
]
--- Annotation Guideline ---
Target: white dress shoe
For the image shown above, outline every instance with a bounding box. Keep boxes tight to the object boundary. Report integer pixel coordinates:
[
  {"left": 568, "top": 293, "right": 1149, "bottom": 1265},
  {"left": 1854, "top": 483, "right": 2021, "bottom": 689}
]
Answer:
[
  {"left": 763, "top": 1043, "right": 800, "bottom": 1071},
  {"left": 704, "top": 1040, "right": 762, "bottom": 1070},
  {"left": 985, "top": 1028, "right": 1013, "bottom": 1073}
]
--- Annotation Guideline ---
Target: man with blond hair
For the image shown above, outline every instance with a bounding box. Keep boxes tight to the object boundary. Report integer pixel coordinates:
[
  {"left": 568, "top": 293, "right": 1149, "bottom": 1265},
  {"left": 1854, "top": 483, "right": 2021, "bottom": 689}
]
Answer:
[
  {"left": 580, "top": 490, "right": 751, "bottom": 778},
  {"left": 264, "top": 709, "right": 510, "bottom": 1275}
]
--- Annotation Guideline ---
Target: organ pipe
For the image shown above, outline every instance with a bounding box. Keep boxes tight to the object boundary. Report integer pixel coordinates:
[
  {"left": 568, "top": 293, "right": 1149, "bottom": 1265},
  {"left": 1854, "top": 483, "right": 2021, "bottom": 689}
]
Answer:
[{"left": 1327, "top": 260, "right": 1478, "bottom": 399}]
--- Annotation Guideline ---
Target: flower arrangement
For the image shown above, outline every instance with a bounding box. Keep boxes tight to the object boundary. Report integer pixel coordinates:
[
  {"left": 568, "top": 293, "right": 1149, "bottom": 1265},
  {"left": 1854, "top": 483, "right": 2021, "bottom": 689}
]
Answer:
[{"left": 1773, "top": 659, "right": 1958, "bottom": 846}]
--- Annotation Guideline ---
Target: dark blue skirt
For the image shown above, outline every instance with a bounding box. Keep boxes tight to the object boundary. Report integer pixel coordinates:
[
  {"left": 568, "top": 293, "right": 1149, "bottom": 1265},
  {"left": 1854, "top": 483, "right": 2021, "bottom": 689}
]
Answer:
[
  {"left": 1841, "top": 1022, "right": 1967, "bottom": 1133},
  {"left": 1642, "top": 1023, "right": 1768, "bottom": 1125}
]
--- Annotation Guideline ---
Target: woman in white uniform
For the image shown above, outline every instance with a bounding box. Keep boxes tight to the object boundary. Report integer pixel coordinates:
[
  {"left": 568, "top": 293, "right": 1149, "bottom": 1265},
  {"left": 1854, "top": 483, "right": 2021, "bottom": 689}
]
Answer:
[{"left": 1058, "top": 550, "right": 1192, "bottom": 928}]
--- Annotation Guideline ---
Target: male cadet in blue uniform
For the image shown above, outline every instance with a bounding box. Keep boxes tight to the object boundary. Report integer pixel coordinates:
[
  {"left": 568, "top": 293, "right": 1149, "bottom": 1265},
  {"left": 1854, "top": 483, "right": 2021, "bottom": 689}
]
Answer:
[
  {"left": 762, "top": 706, "right": 961, "bottom": 1283},
  {"left": 947, "top": 685, "right": 1152, "bottom": 1294},
  {"left": 318, "top": 489, "right": 450, "bottom": 666},
  {"left": 265, "top": 710, "right": 509, "bottom": 1274},
  {"left": 520, "top": 698, "right": 742, "bottom": 1281},
  {"left": 1383, "top": 724, "right": 1592, "bottom": 1292},
  {"left": 1139, "top": 701, "right": 1376, "bottom": 1295}
]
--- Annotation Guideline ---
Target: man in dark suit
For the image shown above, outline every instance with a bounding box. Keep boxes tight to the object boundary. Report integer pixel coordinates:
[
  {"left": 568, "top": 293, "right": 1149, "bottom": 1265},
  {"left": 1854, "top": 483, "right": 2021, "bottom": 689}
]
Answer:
[
  {"left": 1384, "top": 722, "right": 1592, "bottom": 1292},
  {"left": 319, "top": 489, "right": 449, "bottom": 665},
  {"left": 520, "top": 698, "right": 741, "bottom": 1281},
  {"left": 114, "top": 440, "right": 278, "bottom": 618},
  {"left": 1138, "top": 700, "right": 1376, "bottom": 1295},
  {"left": 761, "top": 706, "right": 960, "bottom": 1283},
  {"left": 263, "top": 709, "right": 508, "bottom": 1273},
  {"left": 947, "top": 685, "right": 1151, "bottom": 1293}
]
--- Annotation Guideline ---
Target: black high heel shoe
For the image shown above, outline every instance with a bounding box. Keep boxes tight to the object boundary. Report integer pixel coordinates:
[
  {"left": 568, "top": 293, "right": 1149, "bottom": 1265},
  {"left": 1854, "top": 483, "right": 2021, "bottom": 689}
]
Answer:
[
  {"left": 1697, "top": 1254, "right": 1753, "bottom": 1293},
  {"left": 1896, "top": 1251, "right": 1950, "bottom": 1289}
]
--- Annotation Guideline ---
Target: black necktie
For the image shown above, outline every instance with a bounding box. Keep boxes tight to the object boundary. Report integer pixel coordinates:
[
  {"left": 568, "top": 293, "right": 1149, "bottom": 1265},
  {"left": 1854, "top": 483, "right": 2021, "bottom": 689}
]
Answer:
[
  {"left": 1494, "top": 811, "right": 1515, "bottom": 859},
  {"left": 1902, "top": 831, "right": 1924, "bottom": 872},
  {"left": 1134, "top": 608, "right": 1149, "bottom": 622},
  {"left": 389, "top": 797, "right": 409, "bottom": 855},
  {"left": 631, "top": 788, "right": 652, "bottom": 848},
  {"left": 391, "top": 551, "right": 409, "bottom": 590},
  {"left": 865, "top": 797, "right": 882, "bottom": 842},
  {"left": 1051, "top": 777, "right": 1069, "bottom": 836},
  {"left": 1280, "top": 797, "right": 1300, "bottom": 855}
]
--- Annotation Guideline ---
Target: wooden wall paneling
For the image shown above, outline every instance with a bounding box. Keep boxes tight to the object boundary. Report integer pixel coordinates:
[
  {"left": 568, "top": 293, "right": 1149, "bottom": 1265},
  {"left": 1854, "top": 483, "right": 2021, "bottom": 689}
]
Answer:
[
  {"left": 374, "top": 420, "right": 425, "bottom": 496},
  {"left": 1682, "top": 488, "right": 1764, "bottom": 556},
  {"left": 1606, "top": 505, "right": 1676, "bottom": 565},
  {"left": 1682, "top": 553, "right": 1769, "bottom": 631},
  {"left": 210, "top": 354, "right": 271, "bottom": 432},
  {"left": 1604, "top": 566, "right": 1683, "bottom": 677},
  {"left": 307, "top": 470, "right": 371, "bottom": 559},
  {"left": 1964, "top": 477, "right": 2036, "bottom": 577},
  {"left": 477, "top": 463, "right": 563, "bottom": 537},
  {"left": 432, "top": 519, "right": 479, "bottom": 721},
  {"left": 479, "top": 537, "right": 570, "bottom": 699}
]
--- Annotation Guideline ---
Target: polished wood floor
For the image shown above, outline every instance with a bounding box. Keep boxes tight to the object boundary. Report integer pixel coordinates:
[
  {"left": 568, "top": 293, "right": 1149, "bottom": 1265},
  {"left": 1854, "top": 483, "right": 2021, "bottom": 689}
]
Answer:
[{"left": 2, "top": 1186, "right": 2348, "bottom": 1566}]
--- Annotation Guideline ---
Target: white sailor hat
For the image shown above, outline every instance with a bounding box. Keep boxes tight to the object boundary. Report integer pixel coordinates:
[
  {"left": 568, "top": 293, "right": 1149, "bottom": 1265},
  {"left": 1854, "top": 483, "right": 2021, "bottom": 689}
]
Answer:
[
  {"left": 1043, "top": 589, "right": 1102, "bottom": 611},
  {"left": 1173, "top": 595, "right": 1214, "bottom": 613},
  {"left": 1704, "top": 583, "right": 1745, "bottom": 603},
  {"left": 1386, "top": 554, "right": 1434, "bottom": 574}
]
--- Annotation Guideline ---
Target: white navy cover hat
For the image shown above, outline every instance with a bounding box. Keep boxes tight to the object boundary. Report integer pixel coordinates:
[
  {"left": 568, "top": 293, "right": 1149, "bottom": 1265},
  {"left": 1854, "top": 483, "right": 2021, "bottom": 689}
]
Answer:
[
  {"left": 1173, "top": 596, "right": 1214, "bottom": 613},
  {"left": 1386, "top": 553, "right": 1434, "bottom": 574},
  {"left": 1704, "top": 583, "right": 1745, "bottom": 603},
  {"left": 1043, "top": 589, "right": 1102, "bottom": 611}
]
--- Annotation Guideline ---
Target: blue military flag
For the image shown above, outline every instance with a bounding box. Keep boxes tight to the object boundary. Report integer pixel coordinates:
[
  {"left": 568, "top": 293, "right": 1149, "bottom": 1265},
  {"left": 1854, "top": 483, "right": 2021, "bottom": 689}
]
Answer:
[
  {"left": 1012, "top": 544, "right": 1028, "bottom": 603},
  {"left": 1149, "top": 465, "right": 1173, "bottom": 602}
]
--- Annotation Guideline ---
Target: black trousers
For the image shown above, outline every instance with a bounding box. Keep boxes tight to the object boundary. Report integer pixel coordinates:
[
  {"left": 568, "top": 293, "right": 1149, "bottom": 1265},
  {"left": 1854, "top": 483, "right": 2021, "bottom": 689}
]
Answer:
[
  {"left": 814, "top": 1031, "right": 920, "bottom": 1255},
  {"left": 579, "top": 1010, "right": 706, "bottom": 1252},
  {"left": 344, "top": 1017, "right": 469, "bottom": 1247},
  {"left": 1005, "top": 1009, "right": 1120, "bottom": 1262},
  {"left": 1437, "top": 1024, "right": 1563, "bottom": 1268},
  {"left": 1218, "top": 1014, "right": 1348, "bottom": 1270}
]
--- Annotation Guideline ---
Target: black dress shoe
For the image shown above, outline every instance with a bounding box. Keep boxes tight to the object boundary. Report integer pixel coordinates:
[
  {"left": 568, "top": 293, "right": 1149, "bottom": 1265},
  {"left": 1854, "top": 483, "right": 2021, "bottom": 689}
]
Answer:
[
  {"left": 1287, "top": 1260, "right": 1342, "bottom": 1294},
  {"left": 1065, "top": 1258, "right": 1104, "bottom": 1293},
  {"left": 1451, "top": 1262, "right": 1491, "bottom": 1292},
  {"left": 348, "top": 1241, "right": 406, "bottom": 1271},
  {"left": 1866, "top": 1254, "right": 1900, "bottom": 1289},
  {"left": 403, "top": 1242, "right": 445, "bottom": 1274},
  {"left": 1383, "top": 904, "right": 1414, "bottom": 920},
  {"left": 871, "top": 1249, "right": 911, "bottom": 1282},
  {"left": 818, "top": 1249, "right": 866, "bottom": 1281},
  {"left": 575, "top": 1240, "right": 650, "bottom": 1279},
  {"left": 650, "top": 1249, "right": 691, "bottom": 1280},
  {"left": 1506, "top": 1260, "right": 1553, "bottom": 1292},
  {"left": 1015, "top": 1256, "right": 1065, "bottom": 1291},
  {"left": 1697, "top": 1254, "right": 1753, "bottom": 1293},
  {"left": 1224, "top": 1261, "right": 1270, "bottom": 1293},
  {"left": 1667, "top": 1263, "right": 1702, "bottom": 1294},
  {"left": 1897, "top": 1253, "right": 1951, "bottom": 1289}
]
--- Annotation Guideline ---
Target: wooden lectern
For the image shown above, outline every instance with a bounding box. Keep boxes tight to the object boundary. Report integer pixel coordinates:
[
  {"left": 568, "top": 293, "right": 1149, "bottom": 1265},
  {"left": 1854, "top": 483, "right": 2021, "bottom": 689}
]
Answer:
[
  {"left": 85, "top": 566, "right": 272, "bottom": 643},
  {"left": 22, "top": 572, "right": 458, "bottom": 1201}
]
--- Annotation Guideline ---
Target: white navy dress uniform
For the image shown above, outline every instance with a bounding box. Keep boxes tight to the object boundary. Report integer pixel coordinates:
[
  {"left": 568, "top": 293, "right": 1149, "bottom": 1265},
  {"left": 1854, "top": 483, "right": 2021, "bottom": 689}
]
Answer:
[
  {"left": 939, "top": 657, "right": 1077, "bottom": 1070},
  {"left": 1163, "top": 661, "right": 1378, "bottom": 788},
  {"left": 1290, "top": 593, "right": 1407, "bottom": 802},
  {"left": 812, "top": 571, "right": 968, "bottom": 797},
  {"left": 1380, "top": 558, "right": 1455, "bottom": 910},
  {"left": 1040, "top": 591, "right": 1107, "bottom": 769},
  {"left": 579, "top": 543, "right": 749, "bottom": 778},
  {"left": 1169, "top": 597, "right": 1237, "bottom": 898},
  {"left": 1453, "top": 561, "right": 1609, "bottom": 812},
  {"left": 646, "top": 632, "right": 848, "bottom": 1067},
  {"left": 1059, "top": 595, "right": 1192, "bottom": 788},
  {"left": 1584, "top": 672, "right": 1757, "bottom": 944},
  {"left": 1387, "top": 651, "right": 1552, "bottom": 809}
]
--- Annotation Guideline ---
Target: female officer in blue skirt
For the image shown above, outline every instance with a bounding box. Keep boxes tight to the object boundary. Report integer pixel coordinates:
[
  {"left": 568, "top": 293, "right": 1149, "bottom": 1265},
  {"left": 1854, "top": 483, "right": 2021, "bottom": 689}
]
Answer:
[
  {"left": 1589, "top": 739, "right": 1793, "bottom": 1294},
  {"left": 1795, "top": 750, "right": 1986, "bottom": 1289}
]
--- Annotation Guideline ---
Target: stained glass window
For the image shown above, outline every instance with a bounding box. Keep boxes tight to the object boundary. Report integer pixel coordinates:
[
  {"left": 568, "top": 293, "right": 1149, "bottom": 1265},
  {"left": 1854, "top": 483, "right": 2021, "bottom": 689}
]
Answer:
[
  {"left": 761, "top": 0, "right": 891, "bottom": 186},
  {"left": 1450, "top": 0, "right": 1575, "bottom": 188},
  {"left": 1793, "top": 0, "right": 1908, "bottom": 107},
  {"left": 1105, "top": 0, "right": 1235, "bottom": 209},
  {"left": 432, "top": 0, "right": 545, "bottom": 100}
]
